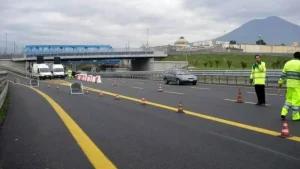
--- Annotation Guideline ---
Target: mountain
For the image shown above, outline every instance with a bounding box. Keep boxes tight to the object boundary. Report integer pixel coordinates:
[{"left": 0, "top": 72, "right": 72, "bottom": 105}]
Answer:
[{"left": 215, "top": 16, "right": 300, "bottom": 45}]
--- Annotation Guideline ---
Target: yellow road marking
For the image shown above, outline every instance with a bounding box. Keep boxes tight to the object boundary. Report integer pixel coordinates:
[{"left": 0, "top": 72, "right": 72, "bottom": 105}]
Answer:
[
  {"left": 246, "top": 91, "right": 282, "bottom": 96},
  {"left": 41, "top": 80, "right": 300, "bottom": 143},
  {"left": 224, "top": 99, "right": 271, "bottom": 106},
  {"left": 190, "top": 87, "right": 210, "bottom": 90},
  {"left": 132, "top": 86, "right": 143, "bottom": 89},
  {"left": 163, "top": 91, "right": 184, "bottom": 95},
  {"left": 8, "top": 80, "right": 117, "bottom": 169}
]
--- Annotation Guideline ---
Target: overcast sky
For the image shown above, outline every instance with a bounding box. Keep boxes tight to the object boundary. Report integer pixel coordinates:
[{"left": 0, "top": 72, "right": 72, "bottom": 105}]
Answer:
[{"left": 1, "top": 0, "right": 299, "bottom": 49}]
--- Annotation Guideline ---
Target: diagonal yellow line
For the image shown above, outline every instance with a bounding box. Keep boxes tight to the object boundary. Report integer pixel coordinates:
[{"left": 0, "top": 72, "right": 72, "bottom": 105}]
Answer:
[{"left": 9, "top": 81, "right": 117, "bottom": 169}]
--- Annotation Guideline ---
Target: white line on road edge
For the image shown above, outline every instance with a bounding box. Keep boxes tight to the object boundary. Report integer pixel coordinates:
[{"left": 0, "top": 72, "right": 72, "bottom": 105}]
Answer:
[
  {"left": 132, "top": 86, "right": 144, "bottom": 89},
  {"left": 163, "top": 91, "right": 184, "bottom": 95},
  {"left": 246, "top": 92, "right": 281, "bottom": 96},
  {"left": 191, "top": 87, "right": 210, "bottom": 90}
]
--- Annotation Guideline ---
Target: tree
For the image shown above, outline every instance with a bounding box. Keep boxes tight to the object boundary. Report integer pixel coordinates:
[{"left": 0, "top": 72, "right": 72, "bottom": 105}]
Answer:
[
  {"left": 208, "top": 60, "right": 213, "bottom": 68},
  {"left": 203, "top": 62, "right": 208, "bottom": 68},
  {"left": 275, "top": 59, "right": 281, "bottom": 68},
  {"left": 281, "top": 43, "right": 286, "bottom": 46},
  {"left": 256, "top": 39, "right": 267, "bottom": 45},
  {"left": 229, "top": 40, "right": 237, "bottom": 44},
  {"left": 191, "top": 59, "right": 199, "bottom": 67},
  {"left": 240, "top": 61, "right": 247, "bottom": 69},
  {"left": 214, "top": 60, "right": 220, "bottom": 68},
  {"left": 271, "top": 62, "right": 276, "bottom": 69},
  {"left": 226, "top": 60, "right": 232, "bottom": 69}
]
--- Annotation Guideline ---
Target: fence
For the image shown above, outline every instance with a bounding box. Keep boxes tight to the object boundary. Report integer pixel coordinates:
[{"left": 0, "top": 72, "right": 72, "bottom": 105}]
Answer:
[
  {"left": 89, "top": 70, "right": 282, "bottom": 87},
  {"left": 0, "top": 71, "right": 8, "bottom": 109},
  {"left": 0, "top": 65, "right": 283, "bottom": 87}
]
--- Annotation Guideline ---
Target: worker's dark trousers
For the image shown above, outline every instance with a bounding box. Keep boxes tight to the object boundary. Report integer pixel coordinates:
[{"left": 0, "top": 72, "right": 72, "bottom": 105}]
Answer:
[{"left": 255, "top": 84, "right": 266, "bottom": 104}]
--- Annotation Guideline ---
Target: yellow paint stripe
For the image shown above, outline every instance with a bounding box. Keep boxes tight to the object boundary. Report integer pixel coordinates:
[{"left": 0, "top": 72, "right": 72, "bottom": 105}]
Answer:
[
  {"left": 8, "top": 81, "right": 117, "bottom": 169},
  {"left": 163, "top": 91, "right": 185, "bottom": 95},
  {"left": 246, "top": 91, "right": 282, "bottom": 96},
  {"left": 48, "top": 80, "right": 300, "bottom": 143},
  {"left": 224, "top": 99, "right": 271, "bottom": 106}
]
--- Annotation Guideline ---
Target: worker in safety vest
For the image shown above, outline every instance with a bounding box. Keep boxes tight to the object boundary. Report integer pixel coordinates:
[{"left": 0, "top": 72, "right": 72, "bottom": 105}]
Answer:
[
  {"left": 249, "top": 55, "right": 267, "bottom": 105},
  {"left": 278, "top": 51, "right": 300, "bottom": 121},
  {"left": 68, "top": 69, "right": 72, "bottom": 79}
]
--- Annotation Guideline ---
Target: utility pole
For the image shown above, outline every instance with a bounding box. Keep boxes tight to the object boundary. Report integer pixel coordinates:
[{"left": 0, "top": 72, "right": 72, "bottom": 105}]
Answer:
[{"left": 14, "top": 41, "right": 15, "bottom": 54}]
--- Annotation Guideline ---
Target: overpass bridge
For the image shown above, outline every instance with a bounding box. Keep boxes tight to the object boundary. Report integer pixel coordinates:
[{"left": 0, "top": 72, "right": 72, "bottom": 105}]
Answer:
[
  {"left": 12, "top": 45, "right": 167, "bottom": 61},
  {"left": 1, "top": 44, "right": 182, "bottom": 72}
]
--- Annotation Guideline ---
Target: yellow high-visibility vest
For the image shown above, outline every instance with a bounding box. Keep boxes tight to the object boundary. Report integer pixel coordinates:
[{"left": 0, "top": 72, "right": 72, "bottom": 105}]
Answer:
[
  {"left": 278, "top": 59, "right": 300, "bottom": 88},
  {"left": 250, "top": 61, "right": 266, "bottom": 85}
]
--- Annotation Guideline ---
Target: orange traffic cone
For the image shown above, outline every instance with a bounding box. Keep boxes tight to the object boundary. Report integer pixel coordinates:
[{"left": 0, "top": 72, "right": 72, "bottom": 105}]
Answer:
[
  {"left": 158, "top": 84, "right": 163, "bottom": 92},
  {"left": 99, "top": 91, "right": 103, "bottom": 97},
  {"left": 177, "top": 102, "right": 184, "bottom": 113},
  {"left": 236, "top": 88, "right": 243, "bottom": 103},
  {"left": 279, "top": 120, "right": 291, "bottom": 138},
  {"left": 115, "top": 94, "right": 120, "bottom": 100},
  {"left": 141, "top": 98, "right": 146, "bottom": 105}
]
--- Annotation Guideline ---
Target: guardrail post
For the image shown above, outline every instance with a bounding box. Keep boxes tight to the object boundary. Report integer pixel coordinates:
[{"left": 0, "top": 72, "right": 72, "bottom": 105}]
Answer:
[
  {"left": 235, "top": 76, "right": 237, "bottom": 85},
  {"left": 211, "top": 75, "right": 213, "bottom": 84},
  {"left": 218, "top": 76, "right": 220, "bottom": 84}
]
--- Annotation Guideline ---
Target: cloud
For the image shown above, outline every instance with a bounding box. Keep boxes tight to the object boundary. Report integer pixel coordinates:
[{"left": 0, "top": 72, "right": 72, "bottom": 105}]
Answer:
[{"left": 0, "top": 0, "right": 299, "bottom": 51}]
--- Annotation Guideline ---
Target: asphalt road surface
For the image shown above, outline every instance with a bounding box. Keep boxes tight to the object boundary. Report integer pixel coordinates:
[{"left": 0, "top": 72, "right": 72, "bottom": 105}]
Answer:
[{"left": 0, "top": 73, "right": 299, "bottom": 169}]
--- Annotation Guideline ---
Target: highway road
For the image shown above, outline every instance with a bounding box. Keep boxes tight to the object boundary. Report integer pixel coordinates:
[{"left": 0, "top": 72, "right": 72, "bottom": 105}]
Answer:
[{"left": 0, "top": 73, "right": 299, "bottom": 169}]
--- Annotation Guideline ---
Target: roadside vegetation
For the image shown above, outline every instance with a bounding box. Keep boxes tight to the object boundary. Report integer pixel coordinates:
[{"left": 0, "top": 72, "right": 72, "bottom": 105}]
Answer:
[
  {"left": 162, "top": 54, "right": 292, "bottom": 70},
  {"left": 0, "top": 93, "right": 9, "bottom": 125}
]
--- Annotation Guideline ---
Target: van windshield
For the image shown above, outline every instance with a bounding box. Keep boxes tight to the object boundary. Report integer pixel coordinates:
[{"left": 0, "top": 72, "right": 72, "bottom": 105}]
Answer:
[
  {"left": 40, "top": 68, "right": 50, "bottom": 72},
  {"left": 53, "top": 68, "right": 64, "bottom": 72}
]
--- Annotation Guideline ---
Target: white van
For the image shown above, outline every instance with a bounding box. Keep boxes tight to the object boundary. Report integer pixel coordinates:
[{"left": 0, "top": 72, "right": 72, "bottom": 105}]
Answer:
[
  {"left": 51, "top": 64, "right": 65, "bottom": 79},
  {"left": 32, "top": 63, "right": 53, "bottom": 80}
]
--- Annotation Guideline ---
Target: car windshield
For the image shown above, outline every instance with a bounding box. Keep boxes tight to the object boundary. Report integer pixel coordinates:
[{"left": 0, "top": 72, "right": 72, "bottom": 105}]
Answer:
[
  {"left": 53, "top": 68, "right": 64, "bottom": 72},
  {"left": 176, "top": 70, "right": 190, "bottom": 75},
  {"left": 40, "top": 68, "right": 50, "bottom": 72}
]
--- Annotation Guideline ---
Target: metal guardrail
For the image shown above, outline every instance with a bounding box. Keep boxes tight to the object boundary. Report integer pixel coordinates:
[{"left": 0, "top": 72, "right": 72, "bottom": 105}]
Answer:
[
  {"left": 0, "top": 71, "right": 8, "bottom": 109},
  {"left": 89, "top": 70, "right": 282, "bottom": 87},
  {"left": 0, "top": 65, "right": 282, "bottom": 87}
]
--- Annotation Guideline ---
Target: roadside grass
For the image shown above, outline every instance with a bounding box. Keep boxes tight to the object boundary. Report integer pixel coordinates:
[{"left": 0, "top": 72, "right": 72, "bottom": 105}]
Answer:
[
  {"left": 0, "top": 93, "right": 9, "bottom": 125},
  {"left": 162, "top": 54, "right": 293, "bottom": 70}
]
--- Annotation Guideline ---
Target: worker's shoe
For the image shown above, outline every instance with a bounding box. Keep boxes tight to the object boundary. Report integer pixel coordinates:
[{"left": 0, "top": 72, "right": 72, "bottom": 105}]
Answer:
[{"left": 281, "top": 115, "right": 286, "bottom": 120}]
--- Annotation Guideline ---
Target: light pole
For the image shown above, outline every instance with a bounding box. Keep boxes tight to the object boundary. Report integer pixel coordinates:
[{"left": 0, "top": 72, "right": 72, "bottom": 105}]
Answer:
[{"left": 5, "top": 32, "right": 7, "bottom": 54}]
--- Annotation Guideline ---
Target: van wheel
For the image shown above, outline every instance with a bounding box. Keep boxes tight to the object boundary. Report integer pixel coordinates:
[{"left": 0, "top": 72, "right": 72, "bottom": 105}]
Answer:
[{"left": 176, "top": 79, "right": 181, "bottom": 85}]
